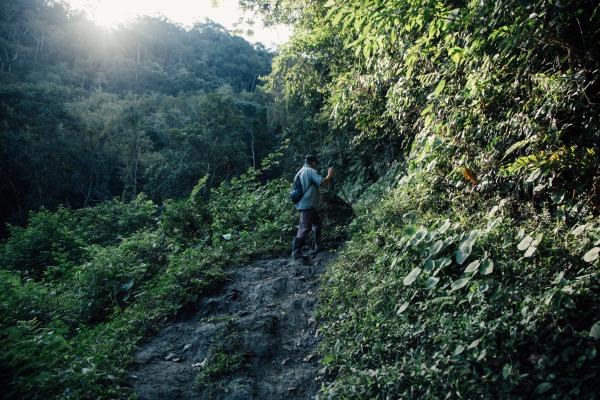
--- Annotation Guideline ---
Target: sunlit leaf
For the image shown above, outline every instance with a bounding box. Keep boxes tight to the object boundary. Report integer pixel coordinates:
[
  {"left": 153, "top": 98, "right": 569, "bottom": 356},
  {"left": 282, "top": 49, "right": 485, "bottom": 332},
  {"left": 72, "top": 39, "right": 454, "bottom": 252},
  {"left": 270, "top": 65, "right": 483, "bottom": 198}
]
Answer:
[
  {"left": 571, "top": 224, "right": 586, "bottom": 235},
  {"left": 420, "top": 104, "right": 433, "bottom": 116},
  {"left": 331, "top": 11, "right": 345, "bottom": 25},
  {"left": 455, "top": 238, "right": 474, "bottom": 265},
  {"left": 450, "top": 277, "right": 470, "bottom": 291},
  {"left": 532, "top": 233, "right": 543, "bottom": 247},
  {"left": 427, "top": 79, "right": 446, "bottom": 99},
  {"left": 523, "top": 246, "right": 537, "bottom": 258},
  {"left": 583, "top": 247, "right": 600, "bottom": 263},
  {"left": 396, "top": 301, "right": 410, "bottom": 315},
  {"left": 453, "top": 344, "right": 465, "bottom": 355},
  {"left": 437, "top": 257, "right": 452, "bottom": 268},
  {"left": 403, "top": 267, "right": 422, "bottom": 286},
  {"left": 448, "top": 47, "right": 463, "bottom": 63},
  {"left": 480, "top": 259, "right": 494, "bottom": 275},
  {"left": 517, "top": 235, "right": 533, "bottom": 251},
  {"left": 486, "top": 217, "right": 502, "bottom": 231},
  {"left": 429, "top": 240, "right": 443, "bottom": 256},
  {"left": 438, "top": 219, "right": 451, "bottom": 234},
  {"left": 464, "top": 260, "right": 480, "bottom": 273}
]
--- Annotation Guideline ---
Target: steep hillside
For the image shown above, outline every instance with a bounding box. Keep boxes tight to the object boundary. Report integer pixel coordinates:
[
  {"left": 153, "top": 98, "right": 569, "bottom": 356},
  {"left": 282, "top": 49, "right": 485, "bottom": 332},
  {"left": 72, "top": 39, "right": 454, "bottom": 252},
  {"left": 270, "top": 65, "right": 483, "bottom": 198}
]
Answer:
[{"left": 253, "top": 0, "right": 600, "bottom": 397}]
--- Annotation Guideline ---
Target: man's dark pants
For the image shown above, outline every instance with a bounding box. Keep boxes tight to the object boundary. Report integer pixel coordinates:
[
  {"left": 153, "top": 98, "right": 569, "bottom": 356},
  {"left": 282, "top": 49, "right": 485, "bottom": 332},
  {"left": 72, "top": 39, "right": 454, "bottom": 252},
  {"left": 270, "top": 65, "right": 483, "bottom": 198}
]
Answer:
[{"left": 292, "top": 208, "right": 321, "bottom": 257}]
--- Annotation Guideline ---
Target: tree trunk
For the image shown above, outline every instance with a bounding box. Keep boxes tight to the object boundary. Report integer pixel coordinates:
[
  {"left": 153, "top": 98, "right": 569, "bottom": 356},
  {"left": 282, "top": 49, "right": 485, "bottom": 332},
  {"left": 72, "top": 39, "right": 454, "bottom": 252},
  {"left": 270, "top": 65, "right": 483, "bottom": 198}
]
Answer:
[
  {"left": 249, "top": 129, "right": 256, "bottom": 169},
  {"left": 84, "top": 174, "right": 93, "bottom": 207}
]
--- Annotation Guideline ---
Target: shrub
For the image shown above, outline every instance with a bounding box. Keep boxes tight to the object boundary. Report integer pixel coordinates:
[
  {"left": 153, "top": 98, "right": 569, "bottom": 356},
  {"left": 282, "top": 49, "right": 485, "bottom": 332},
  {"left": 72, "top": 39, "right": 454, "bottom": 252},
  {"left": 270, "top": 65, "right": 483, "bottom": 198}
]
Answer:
[
  {"left": 318, "top": 158, "right": 600, "bottom": 399},
  {"left": 0, "top": 208, "right": 85, "bottom": 279}
]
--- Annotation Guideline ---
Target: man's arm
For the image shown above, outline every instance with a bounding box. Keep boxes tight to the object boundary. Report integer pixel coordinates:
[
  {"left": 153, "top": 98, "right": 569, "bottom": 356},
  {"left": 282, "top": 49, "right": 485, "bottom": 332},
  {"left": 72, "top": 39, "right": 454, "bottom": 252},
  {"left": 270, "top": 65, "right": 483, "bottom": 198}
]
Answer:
[{"left": 320, "top": 167, "right": 334, "bottom": 187}]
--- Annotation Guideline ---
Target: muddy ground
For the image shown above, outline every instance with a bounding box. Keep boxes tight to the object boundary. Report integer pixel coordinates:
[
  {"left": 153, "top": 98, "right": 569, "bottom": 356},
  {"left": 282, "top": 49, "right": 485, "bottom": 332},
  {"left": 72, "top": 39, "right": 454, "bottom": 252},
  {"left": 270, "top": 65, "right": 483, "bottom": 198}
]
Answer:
[{"left": 128, "top": 251, "right": 335, "bottom": 400}]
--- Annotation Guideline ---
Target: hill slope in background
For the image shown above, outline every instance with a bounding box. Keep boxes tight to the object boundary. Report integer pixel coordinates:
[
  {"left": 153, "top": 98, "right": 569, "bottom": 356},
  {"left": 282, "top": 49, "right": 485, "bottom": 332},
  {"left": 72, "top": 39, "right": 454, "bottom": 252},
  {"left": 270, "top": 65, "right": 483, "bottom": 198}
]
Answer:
[{"left": 0, "top": 0, "right": 272, "bottom": 94}]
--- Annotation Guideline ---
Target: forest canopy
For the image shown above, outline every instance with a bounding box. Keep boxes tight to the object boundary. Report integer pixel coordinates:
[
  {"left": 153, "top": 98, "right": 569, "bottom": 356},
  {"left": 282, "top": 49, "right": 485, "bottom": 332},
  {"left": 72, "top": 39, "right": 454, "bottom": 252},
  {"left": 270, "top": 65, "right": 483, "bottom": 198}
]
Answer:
[{"left": 0, "top": 0, "right": 276, "bottom": 235}]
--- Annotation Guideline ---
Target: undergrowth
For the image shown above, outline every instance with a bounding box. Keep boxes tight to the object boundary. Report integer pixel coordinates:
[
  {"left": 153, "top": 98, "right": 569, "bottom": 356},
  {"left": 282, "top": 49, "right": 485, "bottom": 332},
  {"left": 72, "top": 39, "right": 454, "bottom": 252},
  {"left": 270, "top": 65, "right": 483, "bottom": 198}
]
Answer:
[
  {"left": 318, "top": 134, "right": 600, "bottom": 399},
  {"left": 0, "top": 154, "right": 300, "bottom": 399}
]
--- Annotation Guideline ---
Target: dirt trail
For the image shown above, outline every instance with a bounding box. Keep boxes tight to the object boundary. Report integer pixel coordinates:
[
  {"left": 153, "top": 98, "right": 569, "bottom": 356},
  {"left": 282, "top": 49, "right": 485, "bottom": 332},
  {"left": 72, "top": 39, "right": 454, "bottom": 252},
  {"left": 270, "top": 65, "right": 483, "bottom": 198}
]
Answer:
[{"left": 128, "top": 251, "right": 334, "bottom": 400}]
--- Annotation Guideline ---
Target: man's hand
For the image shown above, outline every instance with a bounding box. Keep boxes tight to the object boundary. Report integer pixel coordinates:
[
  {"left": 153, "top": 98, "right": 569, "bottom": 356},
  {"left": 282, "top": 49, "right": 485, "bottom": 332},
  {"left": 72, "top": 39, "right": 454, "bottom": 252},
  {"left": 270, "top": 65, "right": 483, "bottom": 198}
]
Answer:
[{"left": 327, "top": 167, "right": 334, "bottom": 178}]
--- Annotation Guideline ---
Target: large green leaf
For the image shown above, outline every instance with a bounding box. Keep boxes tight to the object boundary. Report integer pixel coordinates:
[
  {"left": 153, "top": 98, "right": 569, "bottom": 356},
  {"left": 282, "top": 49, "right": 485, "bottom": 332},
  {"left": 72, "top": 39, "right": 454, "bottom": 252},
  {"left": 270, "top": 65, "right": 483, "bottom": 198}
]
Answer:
[
  {"left": 403, "top": 267, "right": 422, "bottom": 286},
  {"left": 423, "top": 259, "right": 435, "bottom": 273},
  {"left": 464, "top": 260, "right": 480, "bottom": 273},
  {"left": 438, "top": 219, "right": 451, "bottom": 233},
  {"left": 517, "top": 235, "right": 533, "bottom": 251},
  {"left": 427, "top": 79, "right": 446, "bottom": 99},
  {"left": 450, "top": 277, "right": 470, "bottom": 291},
  {"left": 453, "top": 344, "right": 465, "bottom": 355},
  {"left": 534, "top": 382, "right": 552, "bottom": 394},
  {"left": 455, "top": 238, "right": 474, "bottom": 265},
  {"left": 571, "top": 224, "right": 587, "bottom": 235},
  {"left": 448, "top": 47, "right": 463, "bottom": 63},
  {"left": 396, "top": 301, "right": 410, "bottom": 315},
  {"left": 589, "top": 320, "right": 600, "bottom": 339},
  {"left": 429, "top": 240, "right": 444, "bottom": 256},
  {"left": 583, "top": 247, "right": 600, "bottom": 263},
  {"left": 425, "top": 276, "right": 440, "bottom": 289},
  {"left": 523, "top": 246, "right": 537, "bottom": 258},
  {"left": 480, "top": 259, "right": 494, "bottom": 275}
]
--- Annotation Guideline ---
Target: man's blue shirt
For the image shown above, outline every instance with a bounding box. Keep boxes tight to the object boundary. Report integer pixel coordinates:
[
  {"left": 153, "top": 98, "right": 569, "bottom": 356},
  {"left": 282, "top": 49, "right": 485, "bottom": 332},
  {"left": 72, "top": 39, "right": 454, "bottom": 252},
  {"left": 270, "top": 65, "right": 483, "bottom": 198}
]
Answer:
[{"left": 294, "top": 163, "right": 323, "bottom": 210}]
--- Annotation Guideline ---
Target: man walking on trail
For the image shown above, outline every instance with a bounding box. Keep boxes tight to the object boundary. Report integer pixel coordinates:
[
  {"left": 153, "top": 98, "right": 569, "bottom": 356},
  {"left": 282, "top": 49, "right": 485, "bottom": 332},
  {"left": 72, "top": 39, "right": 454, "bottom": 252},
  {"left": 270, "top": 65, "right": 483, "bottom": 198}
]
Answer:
[{"left": 291, "top": 155, "right": 334, "bottom": 259}]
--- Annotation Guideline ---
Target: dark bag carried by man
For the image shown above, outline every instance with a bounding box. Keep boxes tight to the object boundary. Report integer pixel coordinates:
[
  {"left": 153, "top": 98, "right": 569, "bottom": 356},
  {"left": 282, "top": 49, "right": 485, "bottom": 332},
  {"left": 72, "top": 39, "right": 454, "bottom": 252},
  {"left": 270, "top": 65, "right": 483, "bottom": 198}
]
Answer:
[{"left": 289, "top": 174, "right": 304, "bottom": 204}]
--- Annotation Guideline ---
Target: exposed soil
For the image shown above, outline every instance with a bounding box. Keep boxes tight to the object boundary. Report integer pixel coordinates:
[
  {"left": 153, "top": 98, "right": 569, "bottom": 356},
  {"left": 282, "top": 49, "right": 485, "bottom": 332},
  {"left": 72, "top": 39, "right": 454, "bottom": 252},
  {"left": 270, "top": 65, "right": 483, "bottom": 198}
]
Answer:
[{"left": 128, "top": 251, "right": 335, "bottom": 400}]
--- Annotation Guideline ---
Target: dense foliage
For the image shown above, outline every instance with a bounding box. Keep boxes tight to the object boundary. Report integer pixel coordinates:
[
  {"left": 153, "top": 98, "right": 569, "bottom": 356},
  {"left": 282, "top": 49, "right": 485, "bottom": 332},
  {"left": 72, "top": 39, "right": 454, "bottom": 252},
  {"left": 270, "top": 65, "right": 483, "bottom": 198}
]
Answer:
[
  {"left": 0, "top": 154, "right": 297, "bottom": 398},
  {"left": 3, "top": 0, "right": 600, "bottom": 398},
  {"left": 0, "top": 0, "right": 276, "bottom": 235},
  {"left": 249, "top": 0, "right": 600, "bottom": 397}
]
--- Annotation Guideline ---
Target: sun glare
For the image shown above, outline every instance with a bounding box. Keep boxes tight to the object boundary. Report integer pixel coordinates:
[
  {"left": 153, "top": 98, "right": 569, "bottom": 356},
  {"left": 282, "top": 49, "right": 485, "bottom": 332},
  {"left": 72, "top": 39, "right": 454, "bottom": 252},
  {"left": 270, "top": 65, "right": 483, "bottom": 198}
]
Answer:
[
  {"left": 68, "top": 0, "right": 142, "bottom": 28},
  {"left": 65, "top": 0, "right": 292, "bottom": 46},
  {"left": 90, "top": 1, "right": 134, "bottom": 28}
]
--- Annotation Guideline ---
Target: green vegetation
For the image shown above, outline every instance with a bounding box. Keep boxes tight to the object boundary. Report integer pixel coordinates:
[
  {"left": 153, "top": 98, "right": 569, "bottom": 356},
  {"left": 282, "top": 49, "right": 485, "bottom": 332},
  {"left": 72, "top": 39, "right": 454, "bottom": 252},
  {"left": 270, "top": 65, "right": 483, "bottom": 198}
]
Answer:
[
  {"left": 196, "top": 319, "right": 249, "bottom": 390},
  {"left": 197, "top": 350, "right": 247, "bottom": 387},
  {"left": 248, "top": 0, "right": 600, "bottom": 397},
  {"left": 0, "top": 0, "right": 275, "bottom": 234},
  {"left": 319, "top": 166, "right": 600, "bottom": 398},
  {"left": 0, "top": 156, "right": 296, "bottom": 398},
  {"left": 2, "top": 0, "right": 600, "bottom": 398}
]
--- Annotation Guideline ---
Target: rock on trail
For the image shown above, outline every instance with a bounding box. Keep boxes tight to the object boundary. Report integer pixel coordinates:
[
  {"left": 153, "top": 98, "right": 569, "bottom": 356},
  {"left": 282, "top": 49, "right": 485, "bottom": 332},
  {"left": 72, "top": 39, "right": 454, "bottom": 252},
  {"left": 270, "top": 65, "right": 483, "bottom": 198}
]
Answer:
[{"left": 128, "top": 251, "right": 335, "bottom": 400}]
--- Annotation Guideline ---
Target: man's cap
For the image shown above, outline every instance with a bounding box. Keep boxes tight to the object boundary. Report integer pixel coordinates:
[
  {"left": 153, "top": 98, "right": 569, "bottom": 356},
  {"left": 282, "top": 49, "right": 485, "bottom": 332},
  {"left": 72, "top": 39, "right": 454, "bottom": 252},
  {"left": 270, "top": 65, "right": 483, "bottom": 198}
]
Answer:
[{"left": 305, "top": 154, "right": 319, "bottom": 163}]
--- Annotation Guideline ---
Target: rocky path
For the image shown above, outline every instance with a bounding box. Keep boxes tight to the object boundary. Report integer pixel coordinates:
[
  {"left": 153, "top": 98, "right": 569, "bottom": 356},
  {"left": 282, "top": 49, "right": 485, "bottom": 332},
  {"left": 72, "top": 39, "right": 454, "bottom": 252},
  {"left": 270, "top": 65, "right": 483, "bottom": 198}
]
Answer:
[{"left": 128, "top": 251, "right": 334, "bottom": 400}]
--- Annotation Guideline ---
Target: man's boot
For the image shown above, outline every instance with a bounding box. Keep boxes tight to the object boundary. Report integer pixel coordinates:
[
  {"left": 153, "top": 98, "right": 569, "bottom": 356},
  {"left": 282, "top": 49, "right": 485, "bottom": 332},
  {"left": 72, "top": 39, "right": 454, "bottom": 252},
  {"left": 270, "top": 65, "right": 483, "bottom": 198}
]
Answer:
[
  {"left": 312, "top": 231, "right": 323, "bottom": 253},
  {"left": 291, "top": 236, "right": 304, "bottom": 259}
]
